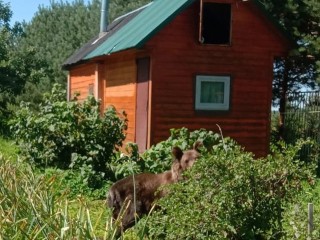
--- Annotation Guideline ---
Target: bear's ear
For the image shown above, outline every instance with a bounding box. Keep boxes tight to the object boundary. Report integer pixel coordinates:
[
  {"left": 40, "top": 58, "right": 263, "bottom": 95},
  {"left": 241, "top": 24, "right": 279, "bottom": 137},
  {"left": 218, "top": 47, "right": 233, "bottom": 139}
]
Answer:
[
  {"left": 193, "top": 141, "right": 203, "bottom": 152},
  {"left": 172, "top": 146, "right": 183, "bottom": 161}
]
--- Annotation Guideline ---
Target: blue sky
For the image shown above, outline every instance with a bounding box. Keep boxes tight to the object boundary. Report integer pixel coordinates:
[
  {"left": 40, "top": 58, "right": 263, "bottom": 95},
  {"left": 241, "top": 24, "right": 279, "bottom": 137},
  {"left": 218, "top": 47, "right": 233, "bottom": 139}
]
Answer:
[
  {"left": 7, "top": 0, "right": 91, "bottom": 24},
  {"left": 8, "top": 0, "right": 52, "bottom": 24}
]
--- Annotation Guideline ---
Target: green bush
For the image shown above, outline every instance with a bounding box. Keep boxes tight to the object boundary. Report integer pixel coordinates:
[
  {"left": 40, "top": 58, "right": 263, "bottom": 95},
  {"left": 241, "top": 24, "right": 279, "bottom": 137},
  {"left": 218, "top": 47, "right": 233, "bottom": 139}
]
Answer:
[
  {"left": 0, "top": 91, "right": 14, "bottom": 137},
  {"left": 282, "top": 180, "right": 320, "bottom": 239},
  {"left": 140, "top": 127, "right": 221, "bottom": 173},
  {"left": 143, "top": 139, "right": 316, "bottom": 239},
  {"left": 10, "top": 84, "right": 127, "bottom": 188},
  {"left": 107, "top": 128, "right": 221, "bottom": 181}
]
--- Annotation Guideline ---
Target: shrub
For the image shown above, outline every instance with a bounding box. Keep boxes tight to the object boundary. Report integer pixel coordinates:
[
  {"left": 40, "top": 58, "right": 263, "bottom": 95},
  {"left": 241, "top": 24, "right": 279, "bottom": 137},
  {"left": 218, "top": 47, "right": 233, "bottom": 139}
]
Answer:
[
  {"left": 107, "top": 128, "right": 221, "bottom": 182},
  {"left": 10, "top": 84, "right": 127, "bottom": 188},
  {"left": 140, "top": 127, "right": 222, "bottom": 173},
  {"left": 282, "top": 180, "right": 320, "bottom": 239},
  {"left": 143, "top": 138, "right": 316, "bottom": 239}
]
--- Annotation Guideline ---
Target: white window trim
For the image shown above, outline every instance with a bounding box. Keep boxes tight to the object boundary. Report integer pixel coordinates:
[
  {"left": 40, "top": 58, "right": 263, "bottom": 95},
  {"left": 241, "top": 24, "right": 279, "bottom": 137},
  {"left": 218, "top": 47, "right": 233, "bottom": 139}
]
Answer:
[{"left": 195, "top": 75, "right": 230, "bottom": 111}]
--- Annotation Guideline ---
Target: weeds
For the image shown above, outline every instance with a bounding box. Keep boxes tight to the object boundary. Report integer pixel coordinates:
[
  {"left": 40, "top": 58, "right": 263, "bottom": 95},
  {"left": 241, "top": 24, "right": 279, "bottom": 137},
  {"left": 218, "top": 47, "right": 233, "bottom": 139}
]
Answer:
[
  {"left": 0, "top": 137, "right": 18, "bottom": 160},
  {"left": 0, "top": 156, "right": 110, "bottom": 239}
]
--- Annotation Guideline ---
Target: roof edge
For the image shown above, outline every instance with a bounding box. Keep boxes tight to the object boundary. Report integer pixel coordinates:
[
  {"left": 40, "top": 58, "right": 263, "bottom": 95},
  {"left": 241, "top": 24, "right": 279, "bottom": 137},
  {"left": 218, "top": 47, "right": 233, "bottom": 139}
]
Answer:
[{"left": 135, "top": 0, "right": 196, "bottom": 48}]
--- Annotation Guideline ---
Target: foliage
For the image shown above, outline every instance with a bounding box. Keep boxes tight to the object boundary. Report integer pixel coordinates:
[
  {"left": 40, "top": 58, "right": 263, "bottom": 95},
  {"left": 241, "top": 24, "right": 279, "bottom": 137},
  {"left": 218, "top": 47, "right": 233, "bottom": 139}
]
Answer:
[
  {"left": 0, "top": 1, "right": 22, "bottom": 135},
  {"left": 0, "top": 0, "right": 154, "bottom": 132},
  {"left": 18, "top": 0, "right": 101, "bottom": 86},
  {"left": 109, "top": 0, "right": 151, "bottom": 22},
  {"left": 282, "top": 93, "right": 320, "bottom": 170},
  {"left": 282, "top": 180, "right": 320, "bottom": 239},
  {"left": 107, "top": 128, "right": 221, "bottom": 182},
  {"left": 0, "top": 136, "right": 17, "bottom": 159},
  {"left": 0, "top": 156, "right": 113, "bottom": 239},
  {"left": 0, "top": 0, "right": 47, "bottom": 136},
  {"left": 109, "top": 142, "right": 142, "bottom": 180},
  {"left": 10, "top": 84, "right": 127, "bottom": 189},
  {"left": 1, "top": 127, "right": 320, "bottom": 239},
  {"left": 141, "top": 127, "right": 221, "bottom": 174},
  {"left": 264, "top": 0, "right": 320, "bottom": 103},
  {"left": 42, "top": 167, "right": 111, "bottom": 200},
  {"left": 143, "top": 138, "right": 316, "bottom": 239},
  {"left": 16, "top": 0, "right": 152, "bottom": 89}
]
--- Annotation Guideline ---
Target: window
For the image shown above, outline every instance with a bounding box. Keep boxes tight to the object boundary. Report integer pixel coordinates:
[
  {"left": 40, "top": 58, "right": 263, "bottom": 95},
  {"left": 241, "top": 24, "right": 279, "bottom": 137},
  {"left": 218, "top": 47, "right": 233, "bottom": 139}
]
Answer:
[
  {"left": 195, "top": 75, "right": 230, "bottom": 111},
  {"left": 200, "top": 3, "right": 231, "bottom": 45},
  {"left": 88, "top": 84, "right": 94, "bottom": 95}
]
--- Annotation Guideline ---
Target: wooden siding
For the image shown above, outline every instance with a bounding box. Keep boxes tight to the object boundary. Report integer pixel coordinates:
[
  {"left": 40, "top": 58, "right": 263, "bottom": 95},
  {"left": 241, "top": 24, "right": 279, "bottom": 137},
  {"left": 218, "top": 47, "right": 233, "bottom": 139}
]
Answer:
[
  {"left": 145, "top": 0, "right": 289, "bottom": 157},
  {"left": 104, "top": 56, "right": 137, "bottom": 143},
  {"left": 69, "top": 64, "right": 96, "bottom": 101}
]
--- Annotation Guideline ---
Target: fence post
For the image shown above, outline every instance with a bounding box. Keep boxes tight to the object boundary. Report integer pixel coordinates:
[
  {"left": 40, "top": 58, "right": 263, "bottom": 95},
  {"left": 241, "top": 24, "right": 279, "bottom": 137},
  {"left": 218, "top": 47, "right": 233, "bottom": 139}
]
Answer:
[{"left": 308, "top": 203, "right": 314, "bottom": 238}]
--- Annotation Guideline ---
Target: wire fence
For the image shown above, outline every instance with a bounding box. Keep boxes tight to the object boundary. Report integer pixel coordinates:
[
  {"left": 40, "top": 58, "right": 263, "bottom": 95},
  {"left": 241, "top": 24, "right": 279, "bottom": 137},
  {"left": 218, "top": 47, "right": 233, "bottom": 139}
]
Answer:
[{"left": 283, "top": 91, "right": 320, "bottom": 165}]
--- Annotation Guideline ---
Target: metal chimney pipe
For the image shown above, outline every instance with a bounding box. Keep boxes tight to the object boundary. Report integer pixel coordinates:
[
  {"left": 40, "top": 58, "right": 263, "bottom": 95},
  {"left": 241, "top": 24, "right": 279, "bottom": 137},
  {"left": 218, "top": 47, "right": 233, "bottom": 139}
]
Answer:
[{"left": 100, "top": 0, "right": 109, "bottom": 34}]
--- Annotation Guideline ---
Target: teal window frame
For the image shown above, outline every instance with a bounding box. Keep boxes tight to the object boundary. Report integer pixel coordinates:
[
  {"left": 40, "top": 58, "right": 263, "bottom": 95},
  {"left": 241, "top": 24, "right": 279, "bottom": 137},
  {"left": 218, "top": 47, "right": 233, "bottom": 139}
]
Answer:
[{"left": 195, "top": 75, "right": 230, "bottom": 111}]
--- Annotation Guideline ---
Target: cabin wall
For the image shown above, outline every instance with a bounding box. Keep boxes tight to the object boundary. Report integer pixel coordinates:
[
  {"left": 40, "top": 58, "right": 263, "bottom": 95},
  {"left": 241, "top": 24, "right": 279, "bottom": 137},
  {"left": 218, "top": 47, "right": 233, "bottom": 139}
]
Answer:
[
  {"left": 103, "top": 55, "right": 137, "bottom": 142},
  {"left": 69, "top": 63, "right": 96, "bottom": 101},
  {"left": 145, "top": 1, "right": 289, "bottom": 157},
  {"left": 68, "top": 55, "right": 137, "bottom": 144}
]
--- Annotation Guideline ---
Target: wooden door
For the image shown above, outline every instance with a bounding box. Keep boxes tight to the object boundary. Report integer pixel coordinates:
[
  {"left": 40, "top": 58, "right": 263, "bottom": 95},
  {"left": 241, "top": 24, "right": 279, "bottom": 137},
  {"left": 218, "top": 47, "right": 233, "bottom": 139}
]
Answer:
[{"left": 136, "top": 57, "right": 150, "bottom": 152}]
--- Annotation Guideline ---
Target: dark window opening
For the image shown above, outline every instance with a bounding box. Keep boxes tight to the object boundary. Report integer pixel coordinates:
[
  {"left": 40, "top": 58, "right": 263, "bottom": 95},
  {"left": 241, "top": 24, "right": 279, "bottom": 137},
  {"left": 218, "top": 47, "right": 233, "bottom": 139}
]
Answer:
[{"left": 201, "top": 3, "right": 231, "bottom": 45}]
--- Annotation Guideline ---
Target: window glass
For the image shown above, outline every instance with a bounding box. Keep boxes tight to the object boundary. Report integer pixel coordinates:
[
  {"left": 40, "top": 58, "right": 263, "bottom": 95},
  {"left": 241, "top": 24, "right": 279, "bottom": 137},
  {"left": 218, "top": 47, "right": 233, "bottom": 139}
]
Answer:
[{"left": 200, "top": 81, "right": 225, "bottom": 104}]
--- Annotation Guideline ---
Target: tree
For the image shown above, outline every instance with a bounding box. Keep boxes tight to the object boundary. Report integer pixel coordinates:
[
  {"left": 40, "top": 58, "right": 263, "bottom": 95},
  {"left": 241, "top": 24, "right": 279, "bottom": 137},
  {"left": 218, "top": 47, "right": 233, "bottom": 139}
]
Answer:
[
  {"left": 261, "top": 0, "right": 320, "bottom": 103},
  {"left": 17, "top": 0, "right": 152, "bottom": 89},
  {"left": 109, "top": 0, "right": 151, "bottom": 21},
  {"left": 0, "top": 0, "right": 16, "bottom": 93},
  {"left": 0, "top": 0, "right": 152, "bottom": 135},
  {"left": 17, "top": 0, "right": 101, "bottom": 88},
  {"left": 0, "top": 0, "right": 25, "bottom": 134}
]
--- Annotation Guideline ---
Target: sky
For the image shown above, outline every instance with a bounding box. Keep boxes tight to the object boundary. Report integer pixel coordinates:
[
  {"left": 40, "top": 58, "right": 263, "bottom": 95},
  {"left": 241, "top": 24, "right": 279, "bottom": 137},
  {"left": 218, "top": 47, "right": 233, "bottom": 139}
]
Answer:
[
  {"left": 8, "top": 0, "right": 52, "bottom": 24},
  {"left": 7, "top": 0, "right": 90, "bottom": 25}
]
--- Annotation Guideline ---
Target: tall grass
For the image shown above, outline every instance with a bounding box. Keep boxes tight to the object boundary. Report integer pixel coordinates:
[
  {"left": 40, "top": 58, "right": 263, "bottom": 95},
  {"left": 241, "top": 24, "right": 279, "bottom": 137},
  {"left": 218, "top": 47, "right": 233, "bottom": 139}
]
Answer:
[
  {"left": 0, "top": 140, "right": 144, "bottom": 239},
  {"left": 0, "top": 154, "right": 125, "bottom": 239},
  {"left": 0, "top": 137, "right": 18, "bottom": 160}
]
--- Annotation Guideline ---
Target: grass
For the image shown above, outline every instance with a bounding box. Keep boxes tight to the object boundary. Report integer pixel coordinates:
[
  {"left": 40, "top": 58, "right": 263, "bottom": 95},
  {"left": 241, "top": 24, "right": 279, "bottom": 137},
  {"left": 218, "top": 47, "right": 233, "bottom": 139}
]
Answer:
[
  {"left": 0, "top": 137, "right": 18, "bottom": 160},
  {"left": 0, "top": 137, "right": 111, "bottom": 238},
  {"left": 0, "top": 140, "right": 134, "bottom": 239},
  {"left": 3, "top": 135, "right": 318, "bottom": 239},
  {"left": 0, "top": 156, "right": 117, "bottom": 239}
]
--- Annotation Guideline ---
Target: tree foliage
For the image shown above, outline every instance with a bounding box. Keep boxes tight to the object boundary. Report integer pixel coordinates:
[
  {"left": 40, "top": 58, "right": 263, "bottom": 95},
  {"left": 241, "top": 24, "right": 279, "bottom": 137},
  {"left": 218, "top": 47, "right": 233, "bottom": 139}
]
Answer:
[
  {"left": 0, "top": 0, "right": 29, "bottom": 135},
  {"left": 17, "top": 0, "right": 151, "bottom": 88},
  {"left": 0, "top": 0, "right": 152, "bottom": 135},
  {"left": 18, "top": 0, "right": 101, "bottom": 87},
  {"left": 263, "top": 0, "right": 320, "bottom": 102},
  {"left": 109, "top": 0, "right": 151, "bottom": 21}
]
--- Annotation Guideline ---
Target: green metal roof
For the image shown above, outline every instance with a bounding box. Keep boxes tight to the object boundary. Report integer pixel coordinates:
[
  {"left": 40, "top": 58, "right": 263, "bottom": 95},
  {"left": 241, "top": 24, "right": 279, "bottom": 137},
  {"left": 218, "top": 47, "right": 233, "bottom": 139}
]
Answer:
[
  {"left": 85, "top": 0, "right": 195, "bottom": 60},
  {"left": 66, "top": 0, "right": 292, "bottom": 66}
]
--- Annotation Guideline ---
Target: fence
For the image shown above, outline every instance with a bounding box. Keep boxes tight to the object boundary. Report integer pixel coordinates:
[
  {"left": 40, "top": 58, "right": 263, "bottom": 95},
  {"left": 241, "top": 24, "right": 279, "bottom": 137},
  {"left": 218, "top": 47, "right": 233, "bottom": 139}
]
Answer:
[{"left": 283, "top": 91, "right": 320, "bottom": 164}]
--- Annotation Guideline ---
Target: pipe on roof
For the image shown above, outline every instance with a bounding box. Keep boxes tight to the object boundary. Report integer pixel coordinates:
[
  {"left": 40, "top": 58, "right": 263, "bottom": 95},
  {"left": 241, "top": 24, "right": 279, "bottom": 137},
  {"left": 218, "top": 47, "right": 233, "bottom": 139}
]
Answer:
[{"left": 100, "top": 0, "right": 109, "bottom": 34}]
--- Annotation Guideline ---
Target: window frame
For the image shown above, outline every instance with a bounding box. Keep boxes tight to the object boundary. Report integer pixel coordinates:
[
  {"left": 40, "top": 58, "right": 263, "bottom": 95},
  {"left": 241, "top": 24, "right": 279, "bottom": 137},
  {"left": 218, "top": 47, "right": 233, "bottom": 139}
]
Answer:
[{"left": 195, "top": 75, "right": 231, "bottom": 111}]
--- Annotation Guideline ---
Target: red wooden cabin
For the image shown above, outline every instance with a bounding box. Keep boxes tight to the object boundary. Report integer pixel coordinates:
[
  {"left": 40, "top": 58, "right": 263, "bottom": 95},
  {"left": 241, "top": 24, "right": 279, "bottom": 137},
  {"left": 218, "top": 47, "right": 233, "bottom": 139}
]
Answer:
[{"left": 63, "top": 0, "right": 291, "bottom": 157}]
